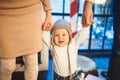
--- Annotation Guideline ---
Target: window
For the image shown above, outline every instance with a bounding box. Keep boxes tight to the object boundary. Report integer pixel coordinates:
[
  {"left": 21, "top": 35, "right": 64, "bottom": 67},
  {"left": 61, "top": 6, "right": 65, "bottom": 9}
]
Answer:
[{"left": 50, "top": 0, "right": 113, "bottom": 52}]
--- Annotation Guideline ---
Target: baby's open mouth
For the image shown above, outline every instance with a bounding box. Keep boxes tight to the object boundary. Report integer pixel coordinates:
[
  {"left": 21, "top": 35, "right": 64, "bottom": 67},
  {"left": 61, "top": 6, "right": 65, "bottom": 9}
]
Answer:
[{"left": 58, "top": 41, "right": 64, "bottom": 44}]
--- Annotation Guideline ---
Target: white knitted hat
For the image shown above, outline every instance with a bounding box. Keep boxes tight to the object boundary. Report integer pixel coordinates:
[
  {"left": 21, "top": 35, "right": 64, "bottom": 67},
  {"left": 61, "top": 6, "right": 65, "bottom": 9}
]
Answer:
[{"left": 51, "top": 19, "right": 72, "bottom": 44}]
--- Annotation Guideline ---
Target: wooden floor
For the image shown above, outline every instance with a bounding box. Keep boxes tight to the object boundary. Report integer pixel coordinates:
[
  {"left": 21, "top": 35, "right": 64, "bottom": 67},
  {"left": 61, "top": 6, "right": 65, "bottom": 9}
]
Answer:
[{"left": 12, "top": 55, "right": 109, "bottom": 80}]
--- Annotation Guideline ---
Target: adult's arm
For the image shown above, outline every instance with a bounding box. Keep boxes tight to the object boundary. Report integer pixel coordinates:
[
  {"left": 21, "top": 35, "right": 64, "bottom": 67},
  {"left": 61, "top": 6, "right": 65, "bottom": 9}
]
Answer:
[
  {"left": 41, "top": 0, "right": 53, "bottom": 31},
  {"left": 85, "top": 0, "right": 94, "bottom": 3},
  {"left": 81, "top": 0, "right": 94, "bottom": 27}
]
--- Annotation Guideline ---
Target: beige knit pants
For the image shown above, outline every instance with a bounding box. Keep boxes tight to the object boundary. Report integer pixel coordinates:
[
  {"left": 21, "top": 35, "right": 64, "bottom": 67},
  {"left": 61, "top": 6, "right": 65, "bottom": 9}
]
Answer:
[{"left": 0, "top": 53, "right": 38, "bottom": 80}]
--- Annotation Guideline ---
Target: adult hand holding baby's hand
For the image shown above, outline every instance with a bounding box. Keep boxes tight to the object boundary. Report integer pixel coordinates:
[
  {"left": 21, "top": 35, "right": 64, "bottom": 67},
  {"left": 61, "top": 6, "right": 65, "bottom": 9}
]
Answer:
[{"left": 43, "top": 10, "right": 53, "bottom": 31}]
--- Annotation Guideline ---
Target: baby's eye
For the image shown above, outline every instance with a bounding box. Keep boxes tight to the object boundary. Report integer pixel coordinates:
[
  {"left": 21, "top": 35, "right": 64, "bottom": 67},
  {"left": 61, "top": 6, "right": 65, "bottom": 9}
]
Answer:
[
  {"left": 55, "top": 34, "right": 59, "bottom": 36},
  {"left": 63, "top": 34, "right": 66, "bottom": 36}
]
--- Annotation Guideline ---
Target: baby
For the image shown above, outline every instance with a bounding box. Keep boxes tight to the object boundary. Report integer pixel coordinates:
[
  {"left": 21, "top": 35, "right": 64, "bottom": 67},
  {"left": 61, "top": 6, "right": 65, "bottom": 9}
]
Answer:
[{"left": 42, "top": 19, "right": 90, "bottom": 80}]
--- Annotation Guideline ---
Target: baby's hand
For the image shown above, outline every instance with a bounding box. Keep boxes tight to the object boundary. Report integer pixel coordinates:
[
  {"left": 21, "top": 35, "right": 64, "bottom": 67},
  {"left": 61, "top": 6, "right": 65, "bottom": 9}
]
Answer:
[{"left": 43, "top": 22, "right": 53, "bottom": 31}]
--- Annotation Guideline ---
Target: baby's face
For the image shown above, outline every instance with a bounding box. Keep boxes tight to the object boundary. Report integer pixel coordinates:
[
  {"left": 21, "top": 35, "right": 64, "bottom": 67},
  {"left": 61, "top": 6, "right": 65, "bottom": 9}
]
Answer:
[{"left": 53, "top": 28, "right": 70, "bottom": 47}]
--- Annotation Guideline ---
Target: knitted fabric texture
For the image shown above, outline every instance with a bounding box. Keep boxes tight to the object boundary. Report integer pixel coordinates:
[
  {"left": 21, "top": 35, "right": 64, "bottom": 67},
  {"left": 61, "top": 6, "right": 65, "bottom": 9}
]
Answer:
[{"left": 51, "top": 19, "right": 72, "bottom": 44}]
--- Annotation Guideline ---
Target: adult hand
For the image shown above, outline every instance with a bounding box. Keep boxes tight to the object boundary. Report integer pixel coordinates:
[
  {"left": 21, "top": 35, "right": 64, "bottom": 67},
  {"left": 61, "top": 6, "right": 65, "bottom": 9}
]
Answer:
[
  {"left": 43, "top": 10, "right": 53, "bottom": 31},
  {"left": 82, "top": 1, "right": 93, "bottom": 27}
]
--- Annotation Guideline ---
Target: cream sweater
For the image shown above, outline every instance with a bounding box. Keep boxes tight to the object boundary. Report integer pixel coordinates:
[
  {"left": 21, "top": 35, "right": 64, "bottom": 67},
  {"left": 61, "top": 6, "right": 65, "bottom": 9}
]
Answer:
[{"left": 0, "top": 0, "right": 51, "bottom": 58}]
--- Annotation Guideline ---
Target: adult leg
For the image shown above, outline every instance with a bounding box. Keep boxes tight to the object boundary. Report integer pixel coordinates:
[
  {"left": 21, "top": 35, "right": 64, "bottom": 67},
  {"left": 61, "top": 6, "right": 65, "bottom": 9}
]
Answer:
[
  {"left": 0, "top": 58, "right": 16, "bottom": 80},
  {"left": 107, "top": 0, "right": 120, "bottom": 80},
  {"left": 23, "top": 53, "right": 38, "bottom": 80}
]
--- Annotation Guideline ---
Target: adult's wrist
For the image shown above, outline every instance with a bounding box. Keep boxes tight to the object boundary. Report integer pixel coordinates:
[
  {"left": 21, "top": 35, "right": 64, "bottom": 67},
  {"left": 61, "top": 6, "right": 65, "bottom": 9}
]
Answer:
[
  {"left": 84, "top": 1, "right": 93, "bottom": 8},
  {"left": 45, "top": 9, "right": 52, "bottom": 16},
  {"left": 85, "top": 0, "right": 94, "bottom": 3}
]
